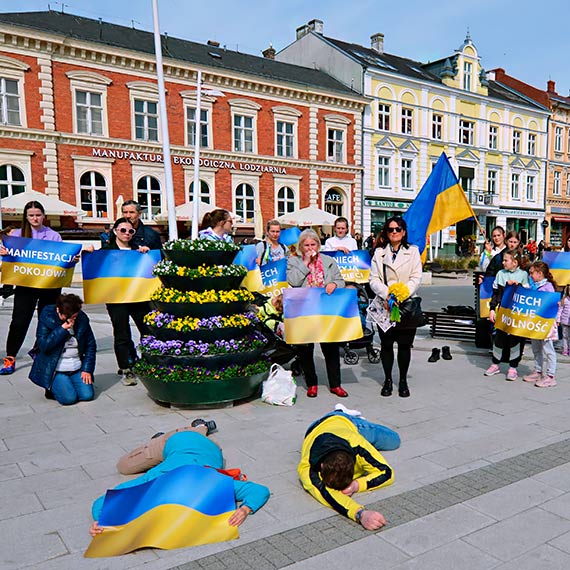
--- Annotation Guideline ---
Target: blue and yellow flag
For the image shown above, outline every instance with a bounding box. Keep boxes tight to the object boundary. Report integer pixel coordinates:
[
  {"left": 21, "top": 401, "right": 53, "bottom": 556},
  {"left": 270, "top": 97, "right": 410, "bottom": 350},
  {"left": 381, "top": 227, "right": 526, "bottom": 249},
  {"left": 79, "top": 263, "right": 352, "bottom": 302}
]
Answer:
[
  {"left": 322, "top": 250, "right": 371, "bottom": 284},
  {"left": 82, "top": 249, "right": 161, "bottom": 304},
  {"left": 233, "top": 244, "right": 263, "bottom": 291},
  {"left": 259, "top": 258, "right": 289, "bottom": 298},
  {"left": 283, "top": 287, "right": 363, "bottom": 344},
  {"left": 85, "top": 465, "right": 238, "bottom": 558},
  {"left": 495, "top": 284, "right": 560, "bottom": 340},
  {"left": 479, "top": 276, "right": 494, "bottom": 318},
  {"left": 1, "top": 236, "right": 81, "bottom": 288},
  {"left": 543, "top": 251, "right": 570, "bottom": 286},
  {"left": 403, "top": 152, "right": 477, "bottom": 257},
  {"left": 279, "top": 227, "right": 301, "bottom": 247}
]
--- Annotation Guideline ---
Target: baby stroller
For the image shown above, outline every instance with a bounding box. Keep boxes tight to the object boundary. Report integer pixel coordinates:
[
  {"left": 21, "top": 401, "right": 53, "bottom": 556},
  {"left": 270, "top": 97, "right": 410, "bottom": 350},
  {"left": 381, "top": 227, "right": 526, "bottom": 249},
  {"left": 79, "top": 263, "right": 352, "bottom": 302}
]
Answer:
[{"left": 342, "top": 284, "right": 381, "bottom": 365}]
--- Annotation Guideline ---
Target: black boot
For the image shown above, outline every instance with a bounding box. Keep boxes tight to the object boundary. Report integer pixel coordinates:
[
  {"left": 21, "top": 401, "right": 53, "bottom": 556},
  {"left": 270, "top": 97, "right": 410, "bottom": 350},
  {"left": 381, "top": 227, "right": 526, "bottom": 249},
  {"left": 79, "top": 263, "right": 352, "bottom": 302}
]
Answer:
[
  {"left": 428, "top": 348, "right": 440, "bottom": 362},
  {"left": 442, "top": 346, "right": 452, "bottom": 360},
  {"left": 380, "top": 379, "right": 393, "bottom": 397},
  {"left": 398, "top": 379, "right": 410, "bottom": 398}
]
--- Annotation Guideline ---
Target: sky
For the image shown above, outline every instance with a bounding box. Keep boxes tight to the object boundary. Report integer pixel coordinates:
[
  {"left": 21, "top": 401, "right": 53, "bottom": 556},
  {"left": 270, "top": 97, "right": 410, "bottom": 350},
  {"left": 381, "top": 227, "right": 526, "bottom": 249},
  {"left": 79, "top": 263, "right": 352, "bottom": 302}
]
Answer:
[{"left": 2, "top": 0, "right": 570, "bottom": 97}]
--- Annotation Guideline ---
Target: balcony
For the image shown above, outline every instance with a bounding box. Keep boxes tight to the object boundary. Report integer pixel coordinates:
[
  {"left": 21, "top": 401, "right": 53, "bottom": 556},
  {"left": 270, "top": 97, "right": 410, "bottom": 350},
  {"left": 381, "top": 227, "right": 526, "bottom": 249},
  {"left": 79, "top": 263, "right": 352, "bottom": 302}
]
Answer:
[{"left": 467, "top": 189, "right": 499, "bottom": 209}]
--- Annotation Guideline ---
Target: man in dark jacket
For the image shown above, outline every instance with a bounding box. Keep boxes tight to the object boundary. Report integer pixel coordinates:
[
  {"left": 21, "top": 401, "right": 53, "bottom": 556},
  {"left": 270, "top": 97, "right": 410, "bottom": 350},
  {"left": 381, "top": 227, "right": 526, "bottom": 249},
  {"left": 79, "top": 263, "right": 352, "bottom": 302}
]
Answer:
[{"left": 121, "top": 200, "right": 162, "bottom": 250}]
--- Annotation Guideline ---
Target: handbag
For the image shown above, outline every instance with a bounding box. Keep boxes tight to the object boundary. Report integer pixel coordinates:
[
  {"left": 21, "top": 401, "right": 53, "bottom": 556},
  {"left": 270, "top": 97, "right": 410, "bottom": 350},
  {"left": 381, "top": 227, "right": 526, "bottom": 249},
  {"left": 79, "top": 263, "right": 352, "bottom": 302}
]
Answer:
[
  {"left": 262, "top": 363, "right": 297, "bottom": 406},
  {"left": 383, "top": 262, "right": 426, "bottom": 329}
]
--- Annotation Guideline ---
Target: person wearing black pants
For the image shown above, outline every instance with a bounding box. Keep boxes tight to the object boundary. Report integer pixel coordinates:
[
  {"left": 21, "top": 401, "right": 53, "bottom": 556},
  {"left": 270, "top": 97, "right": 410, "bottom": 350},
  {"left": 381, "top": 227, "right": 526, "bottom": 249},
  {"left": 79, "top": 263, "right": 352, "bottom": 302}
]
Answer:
[
  {"left": 369, "top": 217, "right": 423, "bottom": 398},
  {"left": 295, "top": 342, "right": 341, "bottom": 390}
]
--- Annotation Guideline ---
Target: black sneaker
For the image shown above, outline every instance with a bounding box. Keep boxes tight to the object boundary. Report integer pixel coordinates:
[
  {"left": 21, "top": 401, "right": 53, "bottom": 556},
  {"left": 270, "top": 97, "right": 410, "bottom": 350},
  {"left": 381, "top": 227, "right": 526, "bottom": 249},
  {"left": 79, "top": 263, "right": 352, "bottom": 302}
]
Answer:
[
  {"left": 44, "top": 389, "right": 55, "bottom": 400},
  {"left": 191, "top": 418, "right": 217, "bottom": 435}
]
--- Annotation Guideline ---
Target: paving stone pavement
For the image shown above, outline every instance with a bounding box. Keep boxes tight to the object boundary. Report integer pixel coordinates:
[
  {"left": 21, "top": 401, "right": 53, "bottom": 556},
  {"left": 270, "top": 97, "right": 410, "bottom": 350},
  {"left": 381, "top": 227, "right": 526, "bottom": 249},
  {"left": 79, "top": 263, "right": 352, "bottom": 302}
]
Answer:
[{"left": 1, "top": 288, "right": 570, "bottom": 570}]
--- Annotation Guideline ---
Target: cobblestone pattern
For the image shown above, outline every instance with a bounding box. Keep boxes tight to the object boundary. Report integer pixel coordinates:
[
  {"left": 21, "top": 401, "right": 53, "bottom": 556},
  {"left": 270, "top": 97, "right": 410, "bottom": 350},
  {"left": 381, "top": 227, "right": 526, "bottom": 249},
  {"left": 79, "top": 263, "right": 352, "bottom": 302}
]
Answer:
[{"left": 171, "top": 438, "right": 570, "bottom": 570}]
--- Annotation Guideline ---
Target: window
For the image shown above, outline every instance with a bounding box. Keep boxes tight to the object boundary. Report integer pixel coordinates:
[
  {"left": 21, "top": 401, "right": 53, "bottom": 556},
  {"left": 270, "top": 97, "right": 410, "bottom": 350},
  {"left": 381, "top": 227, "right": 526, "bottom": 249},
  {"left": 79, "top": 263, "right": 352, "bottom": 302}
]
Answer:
[
  {"left": 134, "top": 99, "right": 158, "bottom": 142},
  {"left": 555, "top": 127, "right": 563, "bottom": 152},
  {"left": 276, "top": 121, "right": 294, "bottom": 158},
  {"left": 80, "top": 171, "right": 108, "bottom": 218},
  {"left": 234, "top": 114, "right": 254, "bottom": 153},
  {"left": 432, "top": 114, "right": 442, "bottom": 140},
  {"left": 235, "top": 183, "right": 254, "bottom": 222},
  {"left": 487, "top": 170, "right": 497, "bottom": 195},
  {"left": 527, "top": 133, "right": 536, "bottom": 156},
  {"left": 327, "top": 128, "right": 344, "bottom": 163},
  {"left": 0, "top": 164, "right": 25, "bottom": 198},
  {"left": 488, "top": 125, "right": 498, "bottom": 150},
  {"left": 188, "top": 180, "right": 210, "bottom": 203},
  {"left": 76, "top": 90, "right": 103, "bottom": 135},
  {"left": 510, "top": 173, "right": 520, "bottom": 200},
  {"left": 378, "top": 103, "right": 390, "bottom": 131},
  {"left": 526, "top": 175, "right": 535, "bottom": 201},
  {"left": 324, "top": 189, "right": 343, "bottom": 217},
  {"left": 186, "top": 107, "right": 209, "bottom": 148},
  {"left": 567, "top": 130, "right": 570, "bottom": 155},
  {"left": 459, "top": 120, "right": 474, "bottom": 145},
  {"left": 512, "top": 130, "right": 521, "bottom": 154},
  {"left": 277, "top": 186, "right": 295, "bottom": 216},
  {"left": 136, "top": 175, "right": 162, "bottom": 220},
  {"left": 401, "top": 159, "right": 413, "bottom": 190},
  {"left": 378, "top": 156, "right": 390, "bottom": 187},
  {"left": 0, "top": 78, "right": 21, "bottom": 126},
  {"left": 553, "top": 171, "right": 561, "bottom": 195},
  {"left": 567, "top": 173, "right": 570, "bottom": 197},
  {"left": 401, "top": 107, "right": 413, "bottom": 135},
  {"left": 463, "top": 61, "right": 472, "bottom": 91}
]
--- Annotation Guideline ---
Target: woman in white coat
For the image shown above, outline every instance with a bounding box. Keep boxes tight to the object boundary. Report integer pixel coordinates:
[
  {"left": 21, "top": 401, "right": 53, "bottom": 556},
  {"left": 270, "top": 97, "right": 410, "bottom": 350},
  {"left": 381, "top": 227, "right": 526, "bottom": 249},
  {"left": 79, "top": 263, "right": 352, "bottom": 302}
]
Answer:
[{"left": 369, "top": 216, "right": 422, "bottom": 398}]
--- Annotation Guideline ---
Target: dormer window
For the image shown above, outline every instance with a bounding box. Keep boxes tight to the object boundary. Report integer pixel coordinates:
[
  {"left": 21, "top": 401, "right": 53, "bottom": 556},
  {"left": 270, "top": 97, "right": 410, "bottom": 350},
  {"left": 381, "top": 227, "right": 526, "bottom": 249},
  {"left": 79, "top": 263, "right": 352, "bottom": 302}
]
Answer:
[{"left": 463, "top": 61, "right": 472, "bottom": 91}]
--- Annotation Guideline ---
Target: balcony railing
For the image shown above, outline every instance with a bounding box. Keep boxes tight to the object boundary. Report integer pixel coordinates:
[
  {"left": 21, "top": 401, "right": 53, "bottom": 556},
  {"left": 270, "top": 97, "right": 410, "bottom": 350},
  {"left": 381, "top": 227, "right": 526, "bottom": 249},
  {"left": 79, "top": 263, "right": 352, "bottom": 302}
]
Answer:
[{"left": 467, "top": 190, "right": 499, "bottom": 208}]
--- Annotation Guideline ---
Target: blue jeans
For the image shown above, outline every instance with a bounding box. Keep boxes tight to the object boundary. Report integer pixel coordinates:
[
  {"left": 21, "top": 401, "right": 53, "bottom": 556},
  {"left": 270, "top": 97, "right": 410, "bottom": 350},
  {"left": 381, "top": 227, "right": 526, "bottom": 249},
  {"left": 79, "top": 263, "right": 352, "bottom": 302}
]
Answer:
[
  {"left": 51, "top": 371, "right": 94, "bottom": 406},
  {"left": 311, "top": 411, "right": 401, "bottom": 451}
]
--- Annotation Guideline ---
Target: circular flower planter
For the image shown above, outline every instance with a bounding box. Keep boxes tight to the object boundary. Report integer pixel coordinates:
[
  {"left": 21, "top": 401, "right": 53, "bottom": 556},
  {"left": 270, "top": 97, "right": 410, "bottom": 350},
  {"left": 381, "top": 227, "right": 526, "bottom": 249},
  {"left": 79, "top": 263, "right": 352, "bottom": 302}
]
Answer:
[
  {"left": 152, "top": 300, "right": 249, "bottom": 318},
  {"left": 164, "top": 249, "right": 238, "bottom": 268},
  {"left": 142, "top": 347, "right": 264, "bottom": 369},
  {"left": 158, "top": 275, "right": 244, "bottom": 292},
  {"left": 139, "top": 371, "right": 267, "bottom": 406},
  {"left": 148, "top": 325, "right": 253, "bottom": 343}
]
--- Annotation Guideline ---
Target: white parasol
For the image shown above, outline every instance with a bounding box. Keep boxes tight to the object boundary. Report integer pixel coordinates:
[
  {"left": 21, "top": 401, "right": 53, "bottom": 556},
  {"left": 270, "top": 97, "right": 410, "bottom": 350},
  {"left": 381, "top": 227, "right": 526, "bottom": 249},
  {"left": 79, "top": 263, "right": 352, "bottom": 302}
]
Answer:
[
  {"left": 275, "top": 205, "right": 338, "bottom": 227},
  {"left": 0, "top": 190, "right": 86, "bottom": 217}
]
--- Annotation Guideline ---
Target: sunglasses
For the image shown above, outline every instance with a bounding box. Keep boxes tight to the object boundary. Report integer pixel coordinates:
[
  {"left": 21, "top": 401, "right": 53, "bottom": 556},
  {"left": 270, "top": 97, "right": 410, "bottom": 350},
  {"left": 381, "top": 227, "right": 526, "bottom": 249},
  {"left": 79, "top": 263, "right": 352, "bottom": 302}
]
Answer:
[
  {"left": 387, "top": 226, "right": 403, "bottom": 233},
  {"left": 117, "top": 228, "right": 135, "bottom": 235}
]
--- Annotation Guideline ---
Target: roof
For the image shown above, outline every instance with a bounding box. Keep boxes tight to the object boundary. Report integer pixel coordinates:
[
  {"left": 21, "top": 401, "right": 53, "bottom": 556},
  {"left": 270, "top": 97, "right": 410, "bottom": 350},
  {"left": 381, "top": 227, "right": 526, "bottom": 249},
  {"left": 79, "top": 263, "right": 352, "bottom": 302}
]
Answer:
[
  {"left": 0, "top": 10, "right": 361, "bottom": 98},
  {"left": 322, "top": 35, "right": 545, "bottom": 111}
]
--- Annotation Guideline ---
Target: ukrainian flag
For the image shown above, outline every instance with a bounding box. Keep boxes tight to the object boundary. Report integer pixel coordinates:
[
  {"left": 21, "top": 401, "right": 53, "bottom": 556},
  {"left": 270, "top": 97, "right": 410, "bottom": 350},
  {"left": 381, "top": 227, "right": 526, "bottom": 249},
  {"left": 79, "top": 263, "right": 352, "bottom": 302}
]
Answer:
[
  {"left": 85, "top": 465, "right": 238, "bottom": 557},
  {"left": 233, "top": 244, "right": 263, "bottom": 291},
  {"left": 543, "top": 251, "right": 570, "bottom": 286},
  {"left": 259, "top": 258, "right": 289, "bottom": 298},
  {"left": 403, "top": 152, "right": 477, "bottom": 257},
  {"left": 283, "top": 287, "right": 363, "bottom": 344},
  {"left": 479, "top": 276, "right": 494, "bottom": 318},
  {"left": 82, "top": 249, "right": 161, "bottom": 304},
  {"left": 322, "top": 250, "right": 371, "bottom": 284},
  {"left": 279, "top": 227, "right": 301, "bottom": 247}
]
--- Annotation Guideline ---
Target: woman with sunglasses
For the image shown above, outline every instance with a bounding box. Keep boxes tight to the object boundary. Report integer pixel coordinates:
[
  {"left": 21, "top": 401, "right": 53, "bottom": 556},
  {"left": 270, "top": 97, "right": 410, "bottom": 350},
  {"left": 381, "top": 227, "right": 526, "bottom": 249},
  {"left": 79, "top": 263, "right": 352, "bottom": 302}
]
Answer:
[
  {"left": 102, "top": 218, "right": 151, "bottom": 385},
  {"left": 369, "top": 216, "right": 422, "bottom": 398}
]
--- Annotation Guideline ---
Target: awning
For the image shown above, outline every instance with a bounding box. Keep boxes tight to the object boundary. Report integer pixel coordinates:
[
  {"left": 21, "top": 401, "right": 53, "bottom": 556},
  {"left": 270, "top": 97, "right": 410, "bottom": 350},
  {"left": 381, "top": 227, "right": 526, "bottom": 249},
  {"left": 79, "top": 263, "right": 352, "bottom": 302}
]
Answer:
[
  {"left": 0, "top": 190, "right": 86, "bottom": 217},
  {"left": 552, "top": 216, "right": 570, "bottom": 223}
]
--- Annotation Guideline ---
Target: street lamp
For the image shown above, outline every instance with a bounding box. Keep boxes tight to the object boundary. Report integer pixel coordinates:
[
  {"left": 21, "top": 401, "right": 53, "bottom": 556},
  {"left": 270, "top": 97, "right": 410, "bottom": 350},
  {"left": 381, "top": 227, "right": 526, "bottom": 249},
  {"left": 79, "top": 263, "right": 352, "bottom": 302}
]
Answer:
[{"left": 190, "top": 70, "right": 224, "bottom": 239}]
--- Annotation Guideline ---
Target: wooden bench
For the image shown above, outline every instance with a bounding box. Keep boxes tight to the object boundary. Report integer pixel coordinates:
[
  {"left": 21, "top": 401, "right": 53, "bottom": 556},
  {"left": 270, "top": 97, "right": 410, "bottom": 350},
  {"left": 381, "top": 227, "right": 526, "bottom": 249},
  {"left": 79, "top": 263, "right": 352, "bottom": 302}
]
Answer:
[{"left": 423, "top": 311, "right": 476, "bottom": 341}]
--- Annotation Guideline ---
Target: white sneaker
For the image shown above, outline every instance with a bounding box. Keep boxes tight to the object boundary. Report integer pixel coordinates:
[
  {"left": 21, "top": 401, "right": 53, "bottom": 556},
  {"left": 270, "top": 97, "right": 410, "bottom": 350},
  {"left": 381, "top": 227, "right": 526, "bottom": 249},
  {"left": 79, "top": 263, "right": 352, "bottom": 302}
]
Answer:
[
  {"left": 121, "top": 369, "right": 138, "bottom": 386},
  {"left": 334, "top": 403, "right": 364, "bottom": 418}
]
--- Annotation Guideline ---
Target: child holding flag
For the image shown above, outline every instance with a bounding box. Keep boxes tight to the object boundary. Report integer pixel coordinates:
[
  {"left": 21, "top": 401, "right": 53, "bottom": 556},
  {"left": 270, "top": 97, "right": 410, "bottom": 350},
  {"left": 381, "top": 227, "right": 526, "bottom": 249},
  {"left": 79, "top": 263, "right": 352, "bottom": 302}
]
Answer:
[
  {"left": 522, "top": 261, "right": 559, "bottom": 387},
  {"left": 485, "top": 249, "right": 529, "bottom": 381}
]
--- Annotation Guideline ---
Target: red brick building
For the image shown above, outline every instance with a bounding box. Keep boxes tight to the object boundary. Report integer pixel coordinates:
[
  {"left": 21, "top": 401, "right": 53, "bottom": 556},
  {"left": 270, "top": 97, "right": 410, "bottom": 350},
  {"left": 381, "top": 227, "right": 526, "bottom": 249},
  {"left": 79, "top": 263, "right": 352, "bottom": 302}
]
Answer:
[{"left": 0, "top": 11, "right": 366, "bottom": 236}]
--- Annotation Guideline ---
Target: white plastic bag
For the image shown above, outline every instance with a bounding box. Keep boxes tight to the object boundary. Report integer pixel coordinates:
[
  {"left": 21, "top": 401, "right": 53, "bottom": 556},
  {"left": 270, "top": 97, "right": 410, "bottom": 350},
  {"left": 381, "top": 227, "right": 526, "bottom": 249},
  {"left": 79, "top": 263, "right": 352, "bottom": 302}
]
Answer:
[{"left": 262, "top": 363, "right": 297, "bottom": 406}]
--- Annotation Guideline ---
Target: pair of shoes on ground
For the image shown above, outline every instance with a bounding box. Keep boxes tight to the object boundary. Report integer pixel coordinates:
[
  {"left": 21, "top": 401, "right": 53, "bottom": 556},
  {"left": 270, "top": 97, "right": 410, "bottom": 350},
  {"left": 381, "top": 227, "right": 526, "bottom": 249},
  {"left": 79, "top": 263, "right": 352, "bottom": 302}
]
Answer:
[
  {"left": 523, "top": 370, "right": 557, "bottom": 388},
  {"left": 121, "top": 369, "right": 138, "bottom": 386},
  {"left": 306, "top": 386, "right": 348, "bottom": 398},
  {"left": 484, "top": 364, "right": 518, "bottom": 381},
  {"left": 0, "top": 356, "right": 15, "bottom": 375},
  {"left": 380, "top": 379, "right": 410, "bottom": 398},
  {"left": 428, "top": 346, "right": 452, "bottom": 362}
]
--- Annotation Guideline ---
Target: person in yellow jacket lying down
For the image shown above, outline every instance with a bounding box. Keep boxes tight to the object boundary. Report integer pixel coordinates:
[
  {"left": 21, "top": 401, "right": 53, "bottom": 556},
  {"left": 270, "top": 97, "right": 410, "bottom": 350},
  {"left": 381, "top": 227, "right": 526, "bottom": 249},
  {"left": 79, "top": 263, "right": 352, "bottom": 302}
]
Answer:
[{"left": 298, "top": 406, "right": 399, "bottom": 530}]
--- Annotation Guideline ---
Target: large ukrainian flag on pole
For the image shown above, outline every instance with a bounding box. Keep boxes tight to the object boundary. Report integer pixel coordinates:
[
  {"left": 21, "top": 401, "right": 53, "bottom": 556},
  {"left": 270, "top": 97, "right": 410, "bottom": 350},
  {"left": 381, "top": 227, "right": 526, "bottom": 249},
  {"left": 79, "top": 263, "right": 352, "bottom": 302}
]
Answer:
[{"left": 403, "top": 152, "right": 477, "bottom": 257}]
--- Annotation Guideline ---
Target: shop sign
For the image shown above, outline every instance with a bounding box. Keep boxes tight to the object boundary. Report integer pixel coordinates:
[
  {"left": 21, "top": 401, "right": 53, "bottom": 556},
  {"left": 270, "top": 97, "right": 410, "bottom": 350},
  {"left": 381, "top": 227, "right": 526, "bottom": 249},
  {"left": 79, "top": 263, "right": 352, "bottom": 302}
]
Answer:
[
  {"left": 490, "top": 208, "right": 543, "bottom": 219},
  {"left": 364, "top": 199, "right": 409, "bottom": 210}
]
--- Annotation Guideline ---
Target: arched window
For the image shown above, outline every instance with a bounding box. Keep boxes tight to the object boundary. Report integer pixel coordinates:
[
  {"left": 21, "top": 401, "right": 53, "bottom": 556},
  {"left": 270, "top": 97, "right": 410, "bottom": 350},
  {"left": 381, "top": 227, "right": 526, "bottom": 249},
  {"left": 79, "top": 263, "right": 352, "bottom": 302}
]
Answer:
[
  {"left": 80, "top": 171, "right": 108, "bottom": 218},
  {"left": 235, "top": 183, "right": 254, "bottom": 223},
  {"left": 136, "top": 175, "right": 162, "bottom": 220},
  {"left": 277, "top": 186, "right": 295, "bottom": 217},
  {"left": 324, "top": 188, "right": 344, "bottom": 217},
  {"left": 188, "top": 180, "right": 211, "bottom": 203},
  {"left": 0, "top": 164, "right": 25, "bottom": 199}
]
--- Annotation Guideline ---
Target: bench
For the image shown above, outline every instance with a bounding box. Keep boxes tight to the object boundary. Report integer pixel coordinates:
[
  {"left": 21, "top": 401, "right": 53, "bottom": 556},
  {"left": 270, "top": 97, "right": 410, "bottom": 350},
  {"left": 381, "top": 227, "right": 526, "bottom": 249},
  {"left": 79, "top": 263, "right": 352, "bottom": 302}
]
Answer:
[{"left": 423, "top": 311, "right": 476, "bottom": 341}]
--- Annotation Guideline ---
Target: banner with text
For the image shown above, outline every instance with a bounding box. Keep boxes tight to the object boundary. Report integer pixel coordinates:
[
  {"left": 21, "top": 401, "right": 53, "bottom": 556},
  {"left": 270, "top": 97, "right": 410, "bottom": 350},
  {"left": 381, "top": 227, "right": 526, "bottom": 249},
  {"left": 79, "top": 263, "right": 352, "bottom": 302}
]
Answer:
[
  {"left": 1, "top": 236, "right": 81, "bottom": 289},
  {"left": 322, "top": 250, "right": 371, "bottom": 283},
  {"left": 495, "top": 284, "right": 560, "bottom": 340},
  {"left": 258, "top": 258, "right": 289, "bottom": 298}
]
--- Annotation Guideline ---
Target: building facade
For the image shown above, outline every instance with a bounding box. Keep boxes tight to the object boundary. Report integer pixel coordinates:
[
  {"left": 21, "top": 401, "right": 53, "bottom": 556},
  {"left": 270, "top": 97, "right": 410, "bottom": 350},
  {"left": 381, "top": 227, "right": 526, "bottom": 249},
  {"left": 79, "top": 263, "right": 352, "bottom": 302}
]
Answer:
[
  {"left": 278, "top": 22, "right": 550, "bottom": 253},
  {"left": 0, "top": 11, "right": 366, "bottom": 236}
]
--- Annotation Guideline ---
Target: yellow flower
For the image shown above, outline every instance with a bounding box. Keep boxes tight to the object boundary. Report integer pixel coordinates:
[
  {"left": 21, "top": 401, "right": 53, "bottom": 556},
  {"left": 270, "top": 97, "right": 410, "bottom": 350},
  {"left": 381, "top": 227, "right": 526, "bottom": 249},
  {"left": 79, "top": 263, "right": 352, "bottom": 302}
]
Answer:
[{"left": 388, "top": 282, "right": 410, "bottom": 302}]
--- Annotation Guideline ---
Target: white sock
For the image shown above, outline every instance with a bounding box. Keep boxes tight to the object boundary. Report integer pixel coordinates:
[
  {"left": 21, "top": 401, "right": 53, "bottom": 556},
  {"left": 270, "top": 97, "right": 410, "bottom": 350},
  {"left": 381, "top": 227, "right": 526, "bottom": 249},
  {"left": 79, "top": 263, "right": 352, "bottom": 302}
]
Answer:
[{"left": 334, "top": 403, "right": 363, "bottom": 418}]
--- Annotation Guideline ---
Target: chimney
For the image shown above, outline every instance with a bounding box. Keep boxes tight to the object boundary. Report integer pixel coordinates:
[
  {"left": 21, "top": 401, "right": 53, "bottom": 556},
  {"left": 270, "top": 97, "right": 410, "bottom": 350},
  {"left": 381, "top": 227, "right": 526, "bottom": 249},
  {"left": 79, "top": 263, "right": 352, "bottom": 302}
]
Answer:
[
  {"left": 207, "top": 40, "right": 220, "bottom": 47},
  {"left": 296, "top": 24, "right": 309, "bottom": 39},
  {"left": 307, "top": 19, "right": 324, "bottom": 35},
  {"left": 262, "top": 44, "right": 276, "bottom": 60},
  {"left": 370, "top": 33, "right": 384, "bottom": 54},
  {"left": 547, "top": 79, "right": 556, "bottom": 93}
]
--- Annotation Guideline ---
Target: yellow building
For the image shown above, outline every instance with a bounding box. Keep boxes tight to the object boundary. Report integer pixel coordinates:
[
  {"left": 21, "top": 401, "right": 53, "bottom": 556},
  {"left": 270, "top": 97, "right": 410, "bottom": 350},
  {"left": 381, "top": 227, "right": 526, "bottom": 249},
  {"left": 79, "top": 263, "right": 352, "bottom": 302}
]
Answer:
[{"left": 278, "top": 23, "right": 550, "bottom": 253}]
